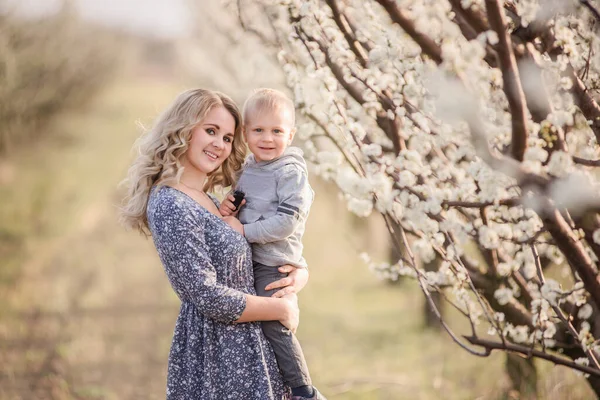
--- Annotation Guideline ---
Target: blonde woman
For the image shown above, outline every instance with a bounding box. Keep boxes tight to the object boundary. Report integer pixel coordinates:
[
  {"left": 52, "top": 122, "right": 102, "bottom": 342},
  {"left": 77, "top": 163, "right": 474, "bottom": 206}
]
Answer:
[{"left": 121, "top": 89, "right": 307, "bottom": 399}]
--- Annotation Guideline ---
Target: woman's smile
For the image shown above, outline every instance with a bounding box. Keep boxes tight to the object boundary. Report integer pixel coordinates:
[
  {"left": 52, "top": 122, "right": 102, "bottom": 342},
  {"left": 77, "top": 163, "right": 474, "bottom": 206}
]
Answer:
[{"left": 203, "top": 149, "right": 220, "bottom": 160}]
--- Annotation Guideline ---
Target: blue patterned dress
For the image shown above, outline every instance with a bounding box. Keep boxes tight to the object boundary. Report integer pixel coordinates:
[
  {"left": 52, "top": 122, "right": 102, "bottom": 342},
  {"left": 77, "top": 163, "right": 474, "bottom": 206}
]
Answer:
[{"left": 147, "top": 185, "right": 289, "bottom": 399}]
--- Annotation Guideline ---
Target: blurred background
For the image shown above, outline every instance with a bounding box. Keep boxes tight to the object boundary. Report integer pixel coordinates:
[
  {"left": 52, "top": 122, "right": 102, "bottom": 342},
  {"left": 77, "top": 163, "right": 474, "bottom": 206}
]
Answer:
[{"left": 0, "top": 0, "right": 594, "bottom": 399}]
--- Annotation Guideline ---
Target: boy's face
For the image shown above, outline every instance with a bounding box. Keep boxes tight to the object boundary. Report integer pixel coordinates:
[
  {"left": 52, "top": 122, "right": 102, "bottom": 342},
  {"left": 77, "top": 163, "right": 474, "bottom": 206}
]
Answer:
[{"left": 244, "top": 107, "right": 295, "bottom": 163}]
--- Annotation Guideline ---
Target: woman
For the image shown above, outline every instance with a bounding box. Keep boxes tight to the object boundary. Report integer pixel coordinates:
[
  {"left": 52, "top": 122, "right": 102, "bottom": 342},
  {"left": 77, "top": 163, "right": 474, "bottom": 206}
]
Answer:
[{"left": 121, "top": 88, "right": 308, "bottom": 399}]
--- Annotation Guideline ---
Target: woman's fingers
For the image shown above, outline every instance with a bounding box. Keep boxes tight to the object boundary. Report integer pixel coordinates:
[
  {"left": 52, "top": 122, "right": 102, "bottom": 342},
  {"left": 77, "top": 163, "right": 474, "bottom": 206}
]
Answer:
[
  {"left": 271, "top": 286, "right": 297, "bottom": 298},
  {"left": 279, "top": 295, "right": 299, "bottom": 332},
  {"left": 265, "top": 276, "right": 292, "bottom": 291},
  {"left": 287, "top": 267, "right": 309, "bottom": 293}
]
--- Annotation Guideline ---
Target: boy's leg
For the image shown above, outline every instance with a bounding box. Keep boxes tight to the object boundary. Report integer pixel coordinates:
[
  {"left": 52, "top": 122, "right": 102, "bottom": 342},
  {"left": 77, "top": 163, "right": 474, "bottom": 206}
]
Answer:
[{"left": 254, "top": 262, "right": 312, "bottom": 388}]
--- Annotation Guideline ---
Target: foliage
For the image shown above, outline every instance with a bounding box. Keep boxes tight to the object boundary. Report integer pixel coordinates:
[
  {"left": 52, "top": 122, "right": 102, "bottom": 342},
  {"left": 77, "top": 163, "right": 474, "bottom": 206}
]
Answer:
[
  {"left": 234, "top": 0, "right": 600, "bottom": 394},
  {"left": 0, "top": 5, "right": 120, "bottom": 153}
]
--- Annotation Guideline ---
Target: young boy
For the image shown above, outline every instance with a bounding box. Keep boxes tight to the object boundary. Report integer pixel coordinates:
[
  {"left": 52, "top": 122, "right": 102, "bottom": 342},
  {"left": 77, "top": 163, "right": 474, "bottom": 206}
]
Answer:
[{"left": 220, "top": 88, "right": 325, "bottom": 400}]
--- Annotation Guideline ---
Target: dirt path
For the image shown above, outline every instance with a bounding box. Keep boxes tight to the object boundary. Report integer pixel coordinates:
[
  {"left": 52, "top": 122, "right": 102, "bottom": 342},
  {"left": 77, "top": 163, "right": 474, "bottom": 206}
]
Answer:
[{"left": 0, "top": 76, "right": 183, "bottom": 400}]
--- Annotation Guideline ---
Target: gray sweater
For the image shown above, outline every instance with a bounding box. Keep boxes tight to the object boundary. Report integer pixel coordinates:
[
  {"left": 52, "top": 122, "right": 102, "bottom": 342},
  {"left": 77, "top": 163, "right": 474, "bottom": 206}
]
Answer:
[{"left": 236, "top": 147, "right": 314, "bottom": 268}]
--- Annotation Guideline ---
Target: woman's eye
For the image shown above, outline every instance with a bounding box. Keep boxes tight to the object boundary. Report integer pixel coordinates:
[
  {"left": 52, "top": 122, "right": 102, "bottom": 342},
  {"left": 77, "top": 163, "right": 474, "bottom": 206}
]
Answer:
[
  {"left": 224, "top": 137, "right": 232, "bottom": 143},
  {"left": 206, "top": 128, "right": 215, "bottom": 135}
]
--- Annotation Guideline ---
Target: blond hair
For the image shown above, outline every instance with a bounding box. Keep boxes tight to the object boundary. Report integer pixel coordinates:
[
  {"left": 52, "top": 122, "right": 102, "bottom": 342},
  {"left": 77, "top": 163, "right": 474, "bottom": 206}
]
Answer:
[
  {"left": 120, "top": 88, "right": 245, "bottom": 235},
  {"left": 242, "top": 88, "right": 295, "bottom": 126}
]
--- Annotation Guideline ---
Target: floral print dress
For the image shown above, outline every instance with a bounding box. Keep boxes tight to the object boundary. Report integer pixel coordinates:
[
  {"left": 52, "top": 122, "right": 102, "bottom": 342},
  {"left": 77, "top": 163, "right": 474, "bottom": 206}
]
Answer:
[{"left": 147, "top": 185, "right": 289, "bottom": 399}]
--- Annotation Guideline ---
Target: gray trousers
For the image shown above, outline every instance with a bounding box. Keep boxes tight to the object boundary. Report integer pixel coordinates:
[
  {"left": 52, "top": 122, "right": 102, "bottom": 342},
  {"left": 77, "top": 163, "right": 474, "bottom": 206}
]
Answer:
[{"left": 254, "top": 262, "right": 312, "bottom": 388}]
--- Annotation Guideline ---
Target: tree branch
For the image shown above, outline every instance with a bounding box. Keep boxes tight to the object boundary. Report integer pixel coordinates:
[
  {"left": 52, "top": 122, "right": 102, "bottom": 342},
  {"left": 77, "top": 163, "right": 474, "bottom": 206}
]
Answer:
[
  {"left": 532, "top": 244, "right": 600, "bottom": 371},
  {"left": 541, "top": 203, "right": 600, "bottom": 310},
  {"left": 485, "top": 0, "right": 529, "bottom": 161},
  {"left": 570, "top": 65, "right": 600, "bottom": 143},
  {"left": 573, "top": 156, "right": 600, "bottom": 167},
  {"left": 581, "top": 0, "right": 600, "bottom": 23},
  {"left": 448, "top": 0, "right": 490, "bottom": 34},
  {"left": 373, "top": 0, "right": 443, "bottom": 64},
  {"left": 443, "top": 198, "right": 521, "bottom": 208},
  {"left": 465, "top": 335, "right": 600, "bottom": 377},
  {"left": 324, "top": 0, "right": 368, "bottom": 67}
]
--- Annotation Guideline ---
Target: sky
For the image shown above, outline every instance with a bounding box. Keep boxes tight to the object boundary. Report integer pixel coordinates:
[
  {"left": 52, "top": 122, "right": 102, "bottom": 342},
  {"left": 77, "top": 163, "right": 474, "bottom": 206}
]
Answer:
[{"left": 3, "top": 0, "right": 193, "bottom": 38}]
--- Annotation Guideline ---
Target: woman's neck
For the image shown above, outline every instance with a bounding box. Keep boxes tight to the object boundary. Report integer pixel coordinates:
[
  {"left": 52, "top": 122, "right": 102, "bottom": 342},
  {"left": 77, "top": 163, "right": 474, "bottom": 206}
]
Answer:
[{"left": 179, "top": 162, "right": 207, "bottom": 192}]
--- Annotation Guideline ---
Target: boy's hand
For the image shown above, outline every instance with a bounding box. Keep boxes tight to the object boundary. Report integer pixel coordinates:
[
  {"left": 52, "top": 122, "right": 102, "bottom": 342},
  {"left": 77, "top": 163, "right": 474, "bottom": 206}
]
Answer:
[
  {"left": 267, "top": 265, "right": 309, "bottom": 298},
  {"left": 222, "top": 216, "right": 245, "bottom": 236},
  {"left": 219, "top": 194, "right": 245, "bottom": 217}
]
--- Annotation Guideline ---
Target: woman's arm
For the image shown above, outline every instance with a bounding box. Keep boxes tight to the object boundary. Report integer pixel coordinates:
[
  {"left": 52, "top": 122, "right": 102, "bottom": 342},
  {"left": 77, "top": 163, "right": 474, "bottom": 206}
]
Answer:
[
  {"left": 236, "top": 294, "right": 299, "bottom": 332},
  {"left": 150, "top": 195, "right": 297, "bottom": 329}
]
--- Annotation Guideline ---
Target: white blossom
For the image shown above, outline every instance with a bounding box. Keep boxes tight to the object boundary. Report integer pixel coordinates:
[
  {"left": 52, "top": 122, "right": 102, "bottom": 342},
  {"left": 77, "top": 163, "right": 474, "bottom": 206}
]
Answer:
[
  {"left": 256, "top": 0, "right": 600, "bottom": 372},
  {"left": 494, "top": 287, "right": 514, "bottom": 306},
  {"left": 594, "top": 229, "right": 600, "bottom": 245},
  {"left": 575, "top": 357, "right": 590, "bottom": 367},
  {"left": 479, "top": 225, "right": 500, "bottom": 250},
  {"left": 347, "top": 198, "right": 373, "bottom": 217},
  {"left": 362, "top": 143, "right": 383, "bottom": 157},
  {"left": 547, "top": 151, "right": 573, "bottom": 177},
  {"left": 541, "top": 279, "right": 562, "bottom": 305},
  {"left": 578, "top": 304, "right": 593, "bottom": 320}
]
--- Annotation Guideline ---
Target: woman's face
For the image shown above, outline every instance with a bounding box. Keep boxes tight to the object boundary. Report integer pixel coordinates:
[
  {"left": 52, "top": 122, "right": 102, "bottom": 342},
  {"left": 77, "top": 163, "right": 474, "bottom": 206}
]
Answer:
[{"left": 184, "top": 106, "right": 236, "bottom": 176}]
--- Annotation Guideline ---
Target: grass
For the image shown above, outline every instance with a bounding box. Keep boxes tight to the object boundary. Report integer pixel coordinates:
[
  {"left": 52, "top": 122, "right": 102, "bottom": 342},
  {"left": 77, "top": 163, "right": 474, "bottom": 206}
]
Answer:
[{"left": 0, "top": 67, "right": 596, "bottom": 399}]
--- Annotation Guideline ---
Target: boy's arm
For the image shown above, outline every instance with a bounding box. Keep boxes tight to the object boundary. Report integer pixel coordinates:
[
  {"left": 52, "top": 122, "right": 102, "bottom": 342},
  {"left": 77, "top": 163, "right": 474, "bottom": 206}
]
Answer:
[{"left": 243, "top": 166, "right": 313, "bottom": 244}]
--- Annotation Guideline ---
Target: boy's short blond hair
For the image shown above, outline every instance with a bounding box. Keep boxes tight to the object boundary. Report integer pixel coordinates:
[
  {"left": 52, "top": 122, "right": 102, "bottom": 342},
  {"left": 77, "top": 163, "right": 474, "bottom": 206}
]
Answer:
[{"left": 242, "top": 88, "right": 296, "bottom": 126}]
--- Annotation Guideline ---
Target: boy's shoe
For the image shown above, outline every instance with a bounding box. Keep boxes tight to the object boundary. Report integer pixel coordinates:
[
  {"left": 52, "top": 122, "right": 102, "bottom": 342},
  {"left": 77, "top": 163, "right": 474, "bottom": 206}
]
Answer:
[{"left": 290, "top": 387, "right": 327, "bottom": 400}]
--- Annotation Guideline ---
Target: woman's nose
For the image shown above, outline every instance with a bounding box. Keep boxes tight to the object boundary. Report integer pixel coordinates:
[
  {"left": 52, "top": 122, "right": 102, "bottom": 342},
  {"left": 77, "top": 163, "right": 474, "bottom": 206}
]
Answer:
[{"left": 212, "top": 136, "right": 225, "bottom": 149}]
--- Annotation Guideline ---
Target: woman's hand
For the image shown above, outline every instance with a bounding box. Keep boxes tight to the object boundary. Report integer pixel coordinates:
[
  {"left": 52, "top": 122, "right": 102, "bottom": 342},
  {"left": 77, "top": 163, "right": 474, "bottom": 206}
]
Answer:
[
  {"left": 222, "top": 216, "right": 244, "bottom": 236},
  {"left": 219, "top": 194, "right": 245, "bottom": 217},
  {"left": 279, "top": 294, "right": 299, "bottom": 333},
  {"left": 266, "top": 265, "right": 309, "bottom": 298}
]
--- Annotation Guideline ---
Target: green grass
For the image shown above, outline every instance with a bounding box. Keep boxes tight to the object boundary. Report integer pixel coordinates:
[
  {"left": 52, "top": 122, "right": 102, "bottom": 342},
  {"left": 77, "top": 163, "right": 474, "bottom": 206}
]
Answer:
[{"left": 0, "top": 68, "right": 596, "bottom": 399}]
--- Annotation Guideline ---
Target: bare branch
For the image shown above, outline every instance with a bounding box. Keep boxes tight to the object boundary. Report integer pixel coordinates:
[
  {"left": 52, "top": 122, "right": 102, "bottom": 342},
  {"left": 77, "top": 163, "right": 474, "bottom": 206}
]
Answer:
[
  {"left": 581, "top": 0, "right": 600, "bottom": 24},
  {"left": 443, "top": 198, "right": 521, "bottom": 209},
  {"left": 465, "top": 335, "right": 600, "bottom": 377},
  {"left": 236, "top": 0, "right": 279, "bottom": 47},
  {"left": 485, "top": 0, "right": 529, "bottom": 161},
  {"left": 573, "top": 156, "right": 600, "bottom": 167}
]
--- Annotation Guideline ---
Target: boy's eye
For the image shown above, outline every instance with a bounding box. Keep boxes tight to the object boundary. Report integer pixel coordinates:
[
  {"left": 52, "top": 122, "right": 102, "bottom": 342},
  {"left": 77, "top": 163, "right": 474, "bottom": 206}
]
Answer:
[
  {"left": 254, "top": 128, "right": 263, "bottom": 133},
  {"left": 274, "top": 129, "right": 283, "bottom": 135}
]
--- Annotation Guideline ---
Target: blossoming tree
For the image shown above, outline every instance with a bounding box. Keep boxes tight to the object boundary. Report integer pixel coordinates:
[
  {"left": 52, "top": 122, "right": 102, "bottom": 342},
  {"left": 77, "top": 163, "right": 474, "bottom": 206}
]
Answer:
[{"left": 233, "top": 0, "right": 600, "bottom": 394}]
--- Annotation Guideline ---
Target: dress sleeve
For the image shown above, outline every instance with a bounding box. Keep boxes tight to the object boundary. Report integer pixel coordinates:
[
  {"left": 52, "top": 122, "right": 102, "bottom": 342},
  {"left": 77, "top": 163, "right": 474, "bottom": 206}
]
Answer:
[
  {"left": 150, "top": 197, "right": 247, "bottom": 323},
  {"left": 243, "top": 165, "right": 313, "bottom": 244}
]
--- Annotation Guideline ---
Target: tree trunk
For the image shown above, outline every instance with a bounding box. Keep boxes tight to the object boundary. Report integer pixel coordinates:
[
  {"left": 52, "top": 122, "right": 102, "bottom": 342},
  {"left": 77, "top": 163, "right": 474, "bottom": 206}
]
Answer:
[
  {"left": 422, "top": 257, "right": 443, "bottom": 330},
  {"left": 562, "top": 346, "right": 600, "bottom": 398},
  {"left": 505, "top": 353, "right": 537, "bottom": 399}
]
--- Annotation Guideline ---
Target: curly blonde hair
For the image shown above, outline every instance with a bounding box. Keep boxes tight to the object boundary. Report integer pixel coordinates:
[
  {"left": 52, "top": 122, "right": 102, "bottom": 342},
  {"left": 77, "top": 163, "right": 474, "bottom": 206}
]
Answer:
[{"left": 120, "top": 88, "right": 246, "bottom": 235}]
